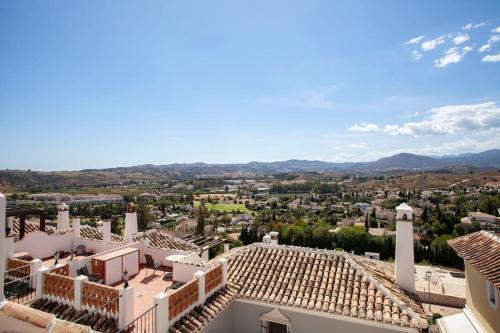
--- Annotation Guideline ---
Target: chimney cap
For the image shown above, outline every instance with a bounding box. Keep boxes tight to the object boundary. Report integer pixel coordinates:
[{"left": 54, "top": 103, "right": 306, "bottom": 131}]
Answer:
[
  {"left": 126, "top": 202, "right": 136, "bottom": 213},
  {"left": 396, "top": 202, "right": 413, "bottom": 211},
  {"left": 58, "top": 202, "right": 69, "bottom": 211}
]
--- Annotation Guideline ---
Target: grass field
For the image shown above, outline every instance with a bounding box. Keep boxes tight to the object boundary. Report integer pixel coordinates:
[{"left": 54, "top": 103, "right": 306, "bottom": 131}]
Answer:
[{"left": 194, "top": 201, "right": 251, "bottom": 214}]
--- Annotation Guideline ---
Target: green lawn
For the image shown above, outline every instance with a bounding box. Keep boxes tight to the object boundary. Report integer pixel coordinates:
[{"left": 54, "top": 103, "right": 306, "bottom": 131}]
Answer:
[{"left": 194, "top": 201, "right": 251, "bottom": 214}]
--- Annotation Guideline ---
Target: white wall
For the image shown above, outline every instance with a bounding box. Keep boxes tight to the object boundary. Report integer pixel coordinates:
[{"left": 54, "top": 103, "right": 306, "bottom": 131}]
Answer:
[
  {"left": 14, "top": 231, "right": 72, "bottom": 260},
  {"left": 201, "top": 300, "right": 418, "bottom": 333},
  {"left": 173, "top": 261, "right": 209, "bottom": 282},
  {"left": 202, "top": 301, "right": 234, "bottom": 333}
]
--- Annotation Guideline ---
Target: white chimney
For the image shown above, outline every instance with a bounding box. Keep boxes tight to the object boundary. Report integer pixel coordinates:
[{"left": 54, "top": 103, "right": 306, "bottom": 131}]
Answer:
[
  {"left": 72, "top": 217, "right": 81, "bottom": 243},
  {"left": 57, "top": 202, "right": 70, "bottom": 230},
  {"left": 395, "top": 202, "right": 415, "bottom": 294},
  {"left": 102, "top": 220, "right": 111, "bottom": 248},
  {"left": 124, "top": 202, "right": 138, "bottom": 241},
  {"left": 263, "top": 231, "right": 279, "bottom": 245}
]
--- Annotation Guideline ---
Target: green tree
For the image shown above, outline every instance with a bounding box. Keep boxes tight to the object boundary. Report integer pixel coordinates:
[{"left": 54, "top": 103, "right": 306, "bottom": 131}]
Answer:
[
  {"left": 137, "top": 199, "right": 152, "bottom": 232},
  {"left": 197, "top": 203, "right": 205, "bottom": 235}
]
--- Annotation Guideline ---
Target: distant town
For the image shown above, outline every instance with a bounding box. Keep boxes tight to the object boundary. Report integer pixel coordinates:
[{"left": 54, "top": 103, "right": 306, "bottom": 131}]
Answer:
[{"left": 0, "top": 151, "right": 499, "bottom": 332}]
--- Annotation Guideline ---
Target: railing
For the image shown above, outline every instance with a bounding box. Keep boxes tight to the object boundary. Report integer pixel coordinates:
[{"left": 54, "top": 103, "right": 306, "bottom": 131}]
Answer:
[
  {"left": 168, "top": 279, "right": 199, "bottom": 320},
  {"left": 116, "top": 304, "right": 157, "bottom": 333},
  {"left": 6, "top": 258, "right": 31, "bottom": 279},
  {"left": 44, "top": 272, "right": 75, "bottom": 301},
  {"left": 4, "top": 274, "right": 36, "bottom": 304},
  {"left": 81, "top": 281, "right": 120, "bottom": 315},
  {"left": 205, "top": 265, "right": 223, "bottom": 294},
  {"left": 74, "top": 294, "right": 122, "bottom": 325},
  {"left": 50, "top": 264, "right": 69, "bottom": 276}
]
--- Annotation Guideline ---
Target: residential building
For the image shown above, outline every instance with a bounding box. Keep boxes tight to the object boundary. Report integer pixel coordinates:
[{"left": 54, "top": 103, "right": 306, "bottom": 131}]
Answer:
[
  {"left": 0, "top": 195, "right": 429, "bottom": 333},
  {"left": 437, "top": 231, "right": 500, "bottom": 333}
]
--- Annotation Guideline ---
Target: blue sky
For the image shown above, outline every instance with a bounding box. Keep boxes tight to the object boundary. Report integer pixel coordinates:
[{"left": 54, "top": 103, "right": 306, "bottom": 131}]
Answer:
[{"left": 1, "top": 0, "right": 500, "bottom": 170}]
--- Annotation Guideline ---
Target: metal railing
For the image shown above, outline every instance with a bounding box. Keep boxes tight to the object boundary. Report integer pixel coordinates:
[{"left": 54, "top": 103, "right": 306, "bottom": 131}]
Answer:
[
  {"left": 116, "top": 304, "right": 157, "bottom": 333},
  {"left": 74, "top": 294, "right": 122, "bottom": 325},
  {"left": 4, "top": 274, "right": 36, "bottom": 304},
  {"left": 5, "top": 263, "right": 31, "bottom": 279}
]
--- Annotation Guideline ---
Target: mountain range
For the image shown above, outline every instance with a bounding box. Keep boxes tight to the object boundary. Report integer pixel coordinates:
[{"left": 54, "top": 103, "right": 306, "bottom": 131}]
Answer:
[{"left": 92, "top": 149, "right": 500, "bottom": 174}]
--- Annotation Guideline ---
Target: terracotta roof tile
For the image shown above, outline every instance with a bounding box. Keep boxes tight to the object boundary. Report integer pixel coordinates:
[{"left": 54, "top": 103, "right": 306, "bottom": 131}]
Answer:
[
  {"left": 169, "top": 286, "right": 237, "bottom": 333},
  {"left": 171, "top": 244, "right": 428, "bottom": 330},
  {"left": 448, "top": 231, "right": 500, "bottom": 288},
  {"left": 30, "top": 298, "right": 117, "bottom": 333},
  {"left": 79, "top": 226, "right": 123, "bottom": 243},
  {"left": 12, "top": 220, "right": 72, "bottom": 237},
  {"left": 135, "top": 230, "right": 199, "bottom": 252},
  {"left": 227, "top": 245, "right": 427, "bottom": 329}
]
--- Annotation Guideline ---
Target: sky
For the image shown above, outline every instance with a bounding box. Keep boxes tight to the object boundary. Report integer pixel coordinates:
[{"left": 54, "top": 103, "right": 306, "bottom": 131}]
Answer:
[{"left": 1, "top": 0, "right": 500, "bottom": 171}]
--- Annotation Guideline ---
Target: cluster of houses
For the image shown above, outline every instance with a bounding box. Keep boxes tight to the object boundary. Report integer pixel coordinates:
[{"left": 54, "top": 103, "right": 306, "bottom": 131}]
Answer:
[{"left": 1, "top": 191, "right": 498, "bottom": 333}]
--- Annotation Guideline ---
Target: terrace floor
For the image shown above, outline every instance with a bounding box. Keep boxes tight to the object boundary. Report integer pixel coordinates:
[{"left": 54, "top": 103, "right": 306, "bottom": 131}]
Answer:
[{"left": 113, "top": 264, "right": 173, "bottom": 317}]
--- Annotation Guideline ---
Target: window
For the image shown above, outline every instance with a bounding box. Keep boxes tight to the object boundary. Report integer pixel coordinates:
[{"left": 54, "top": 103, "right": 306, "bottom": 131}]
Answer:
[
  {"left": 486, "top": 280, "right": 499, "bottom": 309},
  {"left": 269, "top": 322, "right": 288, "bottom": 333}
]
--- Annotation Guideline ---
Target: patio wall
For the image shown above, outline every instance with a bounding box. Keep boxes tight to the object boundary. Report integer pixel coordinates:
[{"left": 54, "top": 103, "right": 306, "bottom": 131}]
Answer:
[{"left": 14, "top": 231, "right": 72, "bottom": 260}]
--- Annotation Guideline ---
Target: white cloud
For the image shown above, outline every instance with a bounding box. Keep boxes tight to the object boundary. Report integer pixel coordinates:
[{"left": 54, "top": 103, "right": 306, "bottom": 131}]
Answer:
[
  {"left": 452, "top": 33, "right": 470, "bottom": 45},
  {"left": 479, "top": 44, "right": 491, "bottom": 53},
  {"left": 478, "top": 35, "right": 500, "bottom": 53},
  {"left": 482, "top": 53, "right": 500, "bottom": 62},
  {"left": 492, "top": 27, "right": 500, "bottom": 33},
  {"left": 434, "top": 46, "right": 473, "bottom": 68},
  {"left": 405, "top": 35, "right": 424, "bottom": 45},
  {"left": 348, "top": 143, "right": 368, "bottom": 149},
  {"left": 348, "top": 123, "right": 380, "bottom": 132},
  {"left": 412, "top": 50, "right": 422, "bottom": 60},
  {"left": 488, "top": 35, "right": 500, "bottom": 44},
  {"left": 462, "top": 22, "right": 486, "bottom": 30},
  {"left": 382, "top": 102, "right": 500, "bottom": 136},
  {"left": 421, "top": 35, "right": 446, "bottom": 51}
]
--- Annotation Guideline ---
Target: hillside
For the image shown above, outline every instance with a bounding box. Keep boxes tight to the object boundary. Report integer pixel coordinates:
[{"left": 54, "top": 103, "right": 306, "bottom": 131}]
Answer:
[{"left": 1, "top": 149, "right": 499, "bottom": 192}]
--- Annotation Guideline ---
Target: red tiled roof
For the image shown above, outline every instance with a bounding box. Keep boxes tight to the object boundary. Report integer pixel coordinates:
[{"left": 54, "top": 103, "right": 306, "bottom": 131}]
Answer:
[
  {"left": 12, "top": 220, "right": 71, "bottom": 238},
  {"left": 169, "top": 286, "right": 237, "bottom": 333},
  {"left": 135, "top": 230, "right": 199, "bottom": 252},
  {"left": 227, "top": 245, "right": 427, "bottom": 328},
  {"left": 171, "top": 244, "right": 428, "bottom": 331},
  {"left": 79, "top": 226, "right": 123, "bottom": 243},
  {"left": 448, "top": 231, "right": 500, "bottom": 288}
]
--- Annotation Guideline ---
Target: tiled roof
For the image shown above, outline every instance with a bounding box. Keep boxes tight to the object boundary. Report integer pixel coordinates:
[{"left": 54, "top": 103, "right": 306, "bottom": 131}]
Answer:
[
  {"left": 135, "top": 230, "right": 199, "bottom": 252},
  {"left": 30, "top": 298, "right": 117, "bottom": 333},
  {"left": 350, "top": 256, "right": 426, "bottom": 318},
  {"left": 12, "top": 220, "right": 72, "bottom": 237},
  {"left": 449, "top": 231, "right": 500, "bottom": 288},
  {"left": 79, "top": 225, "right": 123, "bottom": 243},
  {"left": 227, "top": 245, "right": 427, "bottom": 329},
  {"left": 169, "top": 286, "right": 237, "bottom": 333},
  {"left": 180, "top": 233, "right": 226, "bottom": 250}
]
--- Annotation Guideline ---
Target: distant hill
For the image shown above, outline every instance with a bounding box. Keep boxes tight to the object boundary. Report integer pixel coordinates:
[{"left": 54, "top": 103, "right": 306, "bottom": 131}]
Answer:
[
  {"left": 438, "top": 149, "right": 500, "bottom": 168},
  {"left": 1, "top": 149, "right": 499, "bottom": 192},
  {"left": 363, "top": 153, "right": 448, "bottom": 170}
]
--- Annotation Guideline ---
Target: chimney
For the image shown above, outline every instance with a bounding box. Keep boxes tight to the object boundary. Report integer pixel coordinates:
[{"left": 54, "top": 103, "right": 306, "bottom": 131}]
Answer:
[
  {"left": 124, "top": 202, "right": 138, "bottom": 241},
  {"left": 102, "top": 220, "right": 111, "bottom": 245},
  {"left": 263, "top": 231, "right": 279, "bottom": 245},
  {"left": 395, "top": 203, "right": 415, "bottom": 294},
  {"left": 72, "top": 217, "right": 81, "bottom": 243},
  {"left": 57, "top": 202, "right": 70, "bottom": 230}
]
